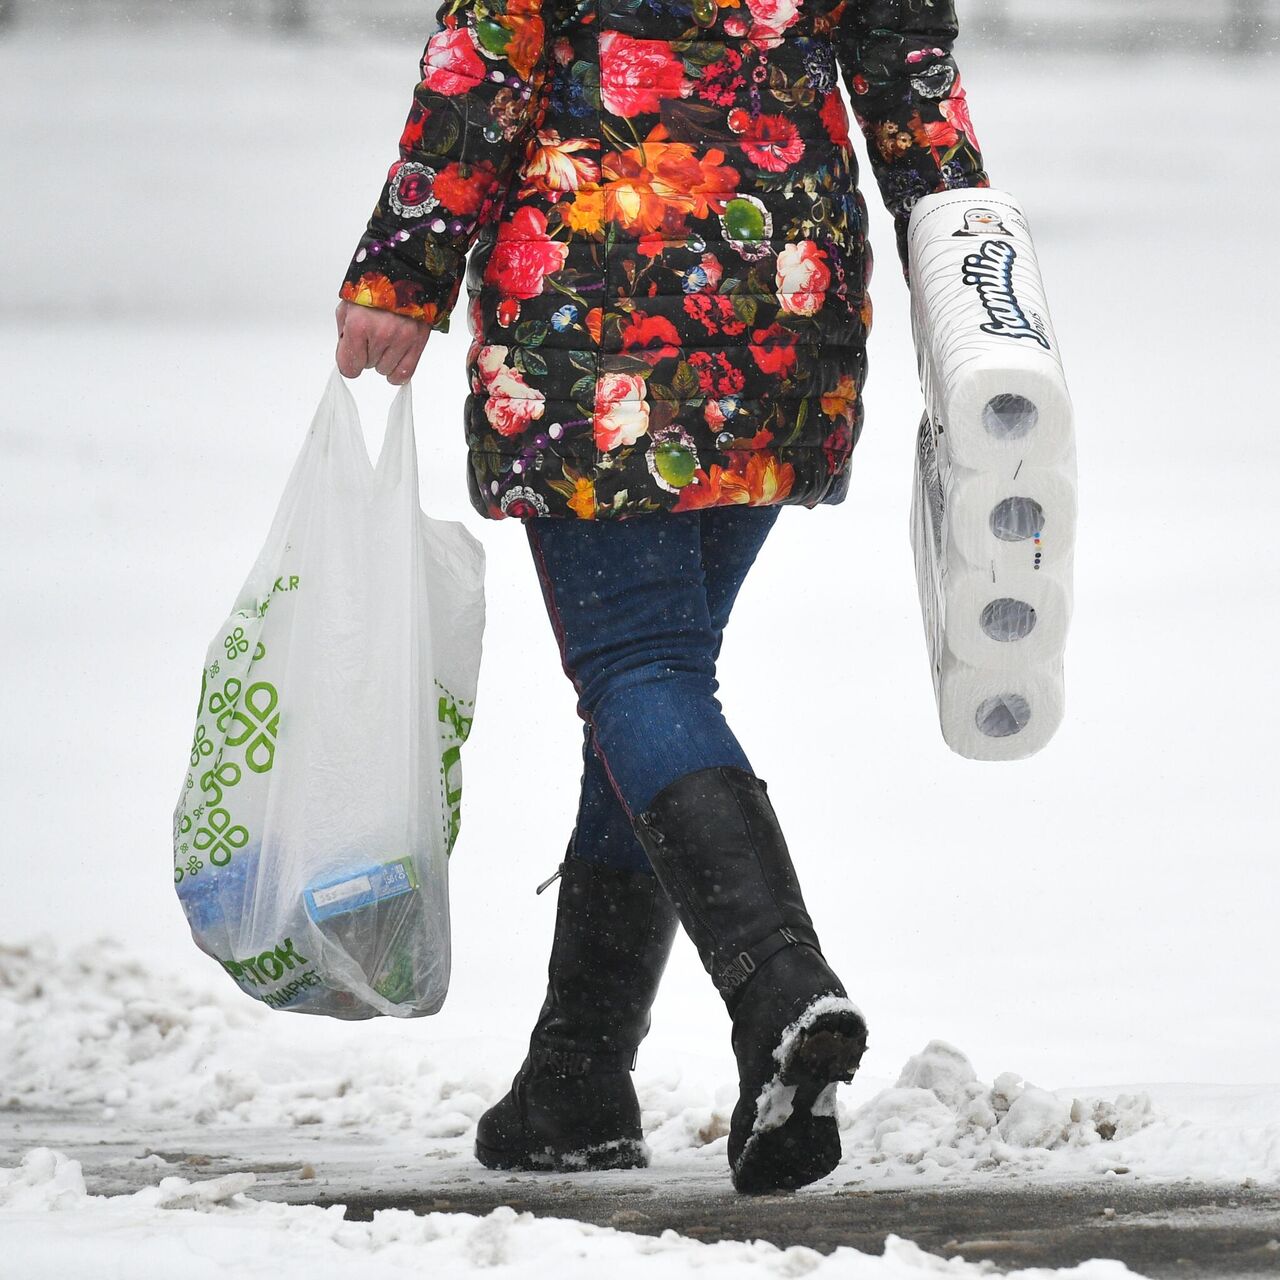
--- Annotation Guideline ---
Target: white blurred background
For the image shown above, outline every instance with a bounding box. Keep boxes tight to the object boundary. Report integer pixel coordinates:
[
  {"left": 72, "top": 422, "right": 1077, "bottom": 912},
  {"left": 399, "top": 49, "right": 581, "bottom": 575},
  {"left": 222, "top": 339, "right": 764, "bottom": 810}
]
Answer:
[{"left": 1, "top": 0, "right": 1276, "bottom": 1094}]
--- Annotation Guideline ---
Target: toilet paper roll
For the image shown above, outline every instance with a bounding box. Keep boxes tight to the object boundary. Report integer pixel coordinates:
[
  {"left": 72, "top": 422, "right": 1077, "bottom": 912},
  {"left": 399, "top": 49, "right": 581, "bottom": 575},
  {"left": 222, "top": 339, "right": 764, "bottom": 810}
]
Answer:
[
  {"left": 935, "top": 652, "right": 1066, "bottom": 762},
  {"left": 940, "top": 566, "right": 1072, "bottom": 669},
  {"left": 908, "top": 188, "right": 1074, "bottom": 471},
  {"left": 943, "top": 453, "right": 1078, "bottom": 577}
]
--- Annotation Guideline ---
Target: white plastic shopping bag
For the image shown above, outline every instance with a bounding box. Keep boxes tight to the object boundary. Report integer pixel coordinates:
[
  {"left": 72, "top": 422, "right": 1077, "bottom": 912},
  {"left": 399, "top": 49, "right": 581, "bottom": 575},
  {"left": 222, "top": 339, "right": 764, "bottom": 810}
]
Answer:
[{"left": 172, "top": 370, "right": 485, "bottom": 1018}]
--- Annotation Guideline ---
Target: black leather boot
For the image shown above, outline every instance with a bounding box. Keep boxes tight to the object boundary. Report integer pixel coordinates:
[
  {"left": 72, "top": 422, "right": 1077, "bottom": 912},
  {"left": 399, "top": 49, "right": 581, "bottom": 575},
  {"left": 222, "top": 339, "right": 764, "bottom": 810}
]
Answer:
[
  {"left": 633, "top": 765, "right": 868, "bottom": 1193},
  {"left": 474, "top": 848, "right": 679, "bottom": 1172}
]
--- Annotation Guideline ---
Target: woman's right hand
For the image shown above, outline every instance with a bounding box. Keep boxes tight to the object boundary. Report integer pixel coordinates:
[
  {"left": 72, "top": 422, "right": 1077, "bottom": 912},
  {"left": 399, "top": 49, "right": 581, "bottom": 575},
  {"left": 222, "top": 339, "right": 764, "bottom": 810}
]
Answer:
[{"left": 335, "top": 301, "right": 432, "bottom": 385}]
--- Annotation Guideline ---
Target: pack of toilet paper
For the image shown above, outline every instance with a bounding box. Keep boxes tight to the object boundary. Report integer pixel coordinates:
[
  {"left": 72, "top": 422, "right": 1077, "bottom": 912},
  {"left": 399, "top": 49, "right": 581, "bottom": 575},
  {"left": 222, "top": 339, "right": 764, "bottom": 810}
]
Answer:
[{"left": 906, "top": 189, "right": 1077, "bottom": 760}]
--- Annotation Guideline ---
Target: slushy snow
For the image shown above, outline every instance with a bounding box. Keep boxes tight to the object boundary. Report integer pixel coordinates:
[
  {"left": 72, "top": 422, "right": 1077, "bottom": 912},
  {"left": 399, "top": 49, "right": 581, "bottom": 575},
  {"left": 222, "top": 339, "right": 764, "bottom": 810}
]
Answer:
[
  {"left": 0, "top": 1148, "right": 1145, "bottom": 1280},
  {"left": 10, "top": 939, "right": 1273, "bottom": 1277},
  {"left": 3, "top": 939, "right": 1276, "bottom": 1191}
]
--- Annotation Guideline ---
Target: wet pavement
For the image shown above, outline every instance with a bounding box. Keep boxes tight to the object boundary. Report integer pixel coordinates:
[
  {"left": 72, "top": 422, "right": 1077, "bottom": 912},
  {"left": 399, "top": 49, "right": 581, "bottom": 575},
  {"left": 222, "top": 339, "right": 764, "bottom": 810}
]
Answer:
[{"left": 5, "top": 1111, "right": 1278, "bottom": 1277}]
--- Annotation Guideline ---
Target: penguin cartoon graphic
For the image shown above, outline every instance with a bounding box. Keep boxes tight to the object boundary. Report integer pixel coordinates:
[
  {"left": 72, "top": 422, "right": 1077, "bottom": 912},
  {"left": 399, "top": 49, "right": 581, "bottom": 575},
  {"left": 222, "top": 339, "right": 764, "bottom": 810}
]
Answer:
[{"left": 953, "top": 207, "right": 1013, "bottom": 237}]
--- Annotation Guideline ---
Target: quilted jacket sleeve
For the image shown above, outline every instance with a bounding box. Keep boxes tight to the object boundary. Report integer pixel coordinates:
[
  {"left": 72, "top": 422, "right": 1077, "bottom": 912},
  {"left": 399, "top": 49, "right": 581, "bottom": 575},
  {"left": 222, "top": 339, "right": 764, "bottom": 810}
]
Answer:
[
  {"left": 834, "top": 0, "right": 990, "bottom": 281},
  {"left": 340, "top": 0, "right": 554, "bottom": 332}
]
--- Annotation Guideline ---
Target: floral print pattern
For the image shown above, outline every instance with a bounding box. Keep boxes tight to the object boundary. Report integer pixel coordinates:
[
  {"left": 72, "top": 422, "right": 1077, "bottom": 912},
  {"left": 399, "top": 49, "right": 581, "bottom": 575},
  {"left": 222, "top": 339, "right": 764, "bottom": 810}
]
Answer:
[{"left": 343, "top": 0, "right": 988, "bottom": 521}]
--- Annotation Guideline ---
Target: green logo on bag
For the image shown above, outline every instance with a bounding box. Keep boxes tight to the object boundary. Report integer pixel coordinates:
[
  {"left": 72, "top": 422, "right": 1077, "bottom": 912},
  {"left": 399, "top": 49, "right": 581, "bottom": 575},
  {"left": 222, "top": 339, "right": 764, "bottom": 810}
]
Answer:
[
  {"left": 225, "top": 681, "right": 280, "bottom": 774},
  {"left": 189, "top": 724, "right": 214, "bottom": 767},
  {"left": 193, "top": 807, "right": 250, "bottom": 866},
  {"left": 437, "top": 683, "right": 474, "bottom": 857},
  {"left": 207, "top": 678, "right": 243, "bottom": 733},
  {"left": 221, "top": 937, "right": 311, "bottom": 987},
  {"left": 200, "top": 758, "right": 242, "bottom": 807},
  {"left": 224, "top": 627, "right": 250, "bottom": 660}
]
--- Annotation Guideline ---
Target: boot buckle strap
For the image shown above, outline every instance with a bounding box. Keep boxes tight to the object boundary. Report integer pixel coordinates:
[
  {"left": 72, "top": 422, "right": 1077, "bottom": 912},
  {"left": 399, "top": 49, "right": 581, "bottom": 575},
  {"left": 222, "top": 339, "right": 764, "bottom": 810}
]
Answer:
[
  {"left": 714, "top": 926, "right": 813, "bottom": 1000},
  {"left": 528, "top": 1045, "right": 635, "bottom": 1077}
]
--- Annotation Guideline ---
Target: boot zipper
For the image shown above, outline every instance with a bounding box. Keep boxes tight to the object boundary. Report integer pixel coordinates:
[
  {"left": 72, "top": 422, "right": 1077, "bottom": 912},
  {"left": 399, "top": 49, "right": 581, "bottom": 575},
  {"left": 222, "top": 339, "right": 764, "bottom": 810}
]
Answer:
[{"left": 535, "top": 864, "right": 564, "bottom": 895}]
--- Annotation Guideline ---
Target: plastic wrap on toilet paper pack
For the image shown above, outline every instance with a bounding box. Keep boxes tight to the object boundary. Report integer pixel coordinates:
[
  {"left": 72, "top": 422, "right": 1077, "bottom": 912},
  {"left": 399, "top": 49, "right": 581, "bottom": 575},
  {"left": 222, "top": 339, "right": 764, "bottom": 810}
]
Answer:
[
  {"left": 909, "top": 189, "right": 1074, "bottom": 473},
  {"left": 911, "top": 416, "right": 1066, "bottom": 759},
  {"left": 907, "top": 188, "right": 1077, "bottom": 761}
]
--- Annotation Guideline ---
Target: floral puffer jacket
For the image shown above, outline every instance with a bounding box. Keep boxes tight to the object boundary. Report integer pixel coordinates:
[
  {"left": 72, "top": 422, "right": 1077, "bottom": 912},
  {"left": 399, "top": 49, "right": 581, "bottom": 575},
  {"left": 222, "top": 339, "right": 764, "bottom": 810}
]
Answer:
[{"left": 342, "top": 0, "right": 988, "bottom": 520}]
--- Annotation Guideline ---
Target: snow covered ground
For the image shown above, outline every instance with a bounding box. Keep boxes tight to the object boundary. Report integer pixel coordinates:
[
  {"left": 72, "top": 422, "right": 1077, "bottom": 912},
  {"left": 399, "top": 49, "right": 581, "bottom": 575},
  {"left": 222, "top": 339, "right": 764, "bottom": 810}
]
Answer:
[
  {"left": 2, "top": 940, "right": 1276, "bottom": 1276},
  {"left": 1, "top": 25, "right": 1277, "bottom": 1279}
]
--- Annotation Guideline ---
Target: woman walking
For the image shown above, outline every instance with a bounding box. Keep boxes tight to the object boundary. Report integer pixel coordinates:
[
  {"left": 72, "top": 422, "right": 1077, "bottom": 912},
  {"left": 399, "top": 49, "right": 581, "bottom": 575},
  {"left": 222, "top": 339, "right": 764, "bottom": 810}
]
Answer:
[{"left": 336, "top": 0, "right": 988, "bottom": 1192}]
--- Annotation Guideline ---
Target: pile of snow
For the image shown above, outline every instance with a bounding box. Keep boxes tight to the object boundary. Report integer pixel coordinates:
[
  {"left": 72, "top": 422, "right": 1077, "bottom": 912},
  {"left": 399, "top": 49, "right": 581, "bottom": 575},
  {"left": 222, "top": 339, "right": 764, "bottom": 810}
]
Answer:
[
  {"left": 3, "top": 941, "right": 1278, "bottom": 1186},
  {"left": 0, "top": 1149, "right": 1142, "bottom": 1279}
]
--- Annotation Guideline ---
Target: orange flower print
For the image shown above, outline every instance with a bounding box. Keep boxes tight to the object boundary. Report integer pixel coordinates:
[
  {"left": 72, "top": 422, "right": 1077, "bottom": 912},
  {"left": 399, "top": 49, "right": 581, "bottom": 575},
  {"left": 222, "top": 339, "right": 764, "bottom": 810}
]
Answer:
[
  {"left": 342, "top": 273, "right": 398, "bottom": 311},
  {"left": 601, "top": 126, "right": 738, "bottom": 234},
  {"left": 497, "top": 0, "right": 545, "bottom": 82},
  {"left": 567, "top": 475, "right": 597, "bottom": 519},
  {"left": 524, "top": 131, "right": 600, "bottom": 195},
  {"left": 735, "top": 450, "right": 795, "bottom": 504},
  {"left": 562, "top": 187, "right": 605, "bottom": 234},
  {"left": 820, "top": 373, "right": 858, "bottom": 424},
  {"left": 673, "top": 464, "right": 751, "bottom": 511}
]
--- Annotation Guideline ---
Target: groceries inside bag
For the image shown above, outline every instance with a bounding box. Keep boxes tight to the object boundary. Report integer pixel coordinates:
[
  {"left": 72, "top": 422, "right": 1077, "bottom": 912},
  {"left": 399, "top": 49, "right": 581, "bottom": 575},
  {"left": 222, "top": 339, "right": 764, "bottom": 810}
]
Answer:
[
  {"left": 172, "top": 371, "right": 485, "bottom": 1017},
  {"left": 907, "top": 189, "right": 1077, "bottom": 761}
]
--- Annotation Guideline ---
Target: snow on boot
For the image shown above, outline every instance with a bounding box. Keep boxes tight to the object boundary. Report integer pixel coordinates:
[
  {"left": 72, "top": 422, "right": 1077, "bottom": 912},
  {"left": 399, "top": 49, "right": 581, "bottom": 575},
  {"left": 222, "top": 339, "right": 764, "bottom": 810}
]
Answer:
[
  {"left": 633, "top": 765, "right": 868, "bottom": 1193},
  {"left": 474, "top": 849, "right": 679, "bottom": 1172}
]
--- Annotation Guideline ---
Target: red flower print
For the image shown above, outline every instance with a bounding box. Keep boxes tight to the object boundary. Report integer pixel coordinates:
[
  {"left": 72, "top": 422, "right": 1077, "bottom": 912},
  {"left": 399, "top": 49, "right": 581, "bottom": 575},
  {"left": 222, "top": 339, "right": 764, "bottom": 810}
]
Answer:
[
  {"left": 434, "top": 160, "right": 498, "bottom": 217},
  {"left": 484, "top": 206, "right": 569, "bottom": 301},
  {"left": 638, "top": 232, "right": 667, "bottom": 258},
  {"left": 911, "top": 112, "right": 959, "bottom": 152},
  {"left": 749, "top": 323, "right": 797, "bottom": 377},
  {"left": 689, "top": 352, "right": 743, "bottom": 397},
  {"left": 775, "top": 240, "right": 830, "bottom": 318},
  {"left": 594, "top": 373, "right": 651, "bottom": 451},
  {"left": 740, "top": 115, "right": 804, "bottom": 173},
  {"left": 940, "top": 76, "right": 981, "bottom": 151},
  {"left": 818, "top": 92, "right": 850, "bottom": 147},
  {"left": 620, "top": 312, "right": 682, "bottom": 364},
  {"left": 744, "top": 0, "right": 801, "bottom": 47},
  {"left": 400, "top": 103, "right": 430, "bottom": 151},
  {"left": 696, "top": 51, "right": 745, "bottom": 108},
  {"left": 421, "top": 26, "right": 486, "bottom": 96},
  {"left": 683, "top": 294, "right": 745, "bottom": 338},
  {"left": 599, "top": 33, "right": 686, "bottom": 117},
  {"left": 476, "top": 345, "right": 546, "bottom": 437}
]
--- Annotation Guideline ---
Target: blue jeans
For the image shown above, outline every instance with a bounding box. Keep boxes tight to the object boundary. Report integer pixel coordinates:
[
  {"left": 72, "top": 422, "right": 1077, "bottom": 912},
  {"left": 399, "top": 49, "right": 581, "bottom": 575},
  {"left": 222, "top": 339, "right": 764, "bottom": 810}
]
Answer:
[{"left": 525, "top": 505, "right": 781, "bottom": 875}]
